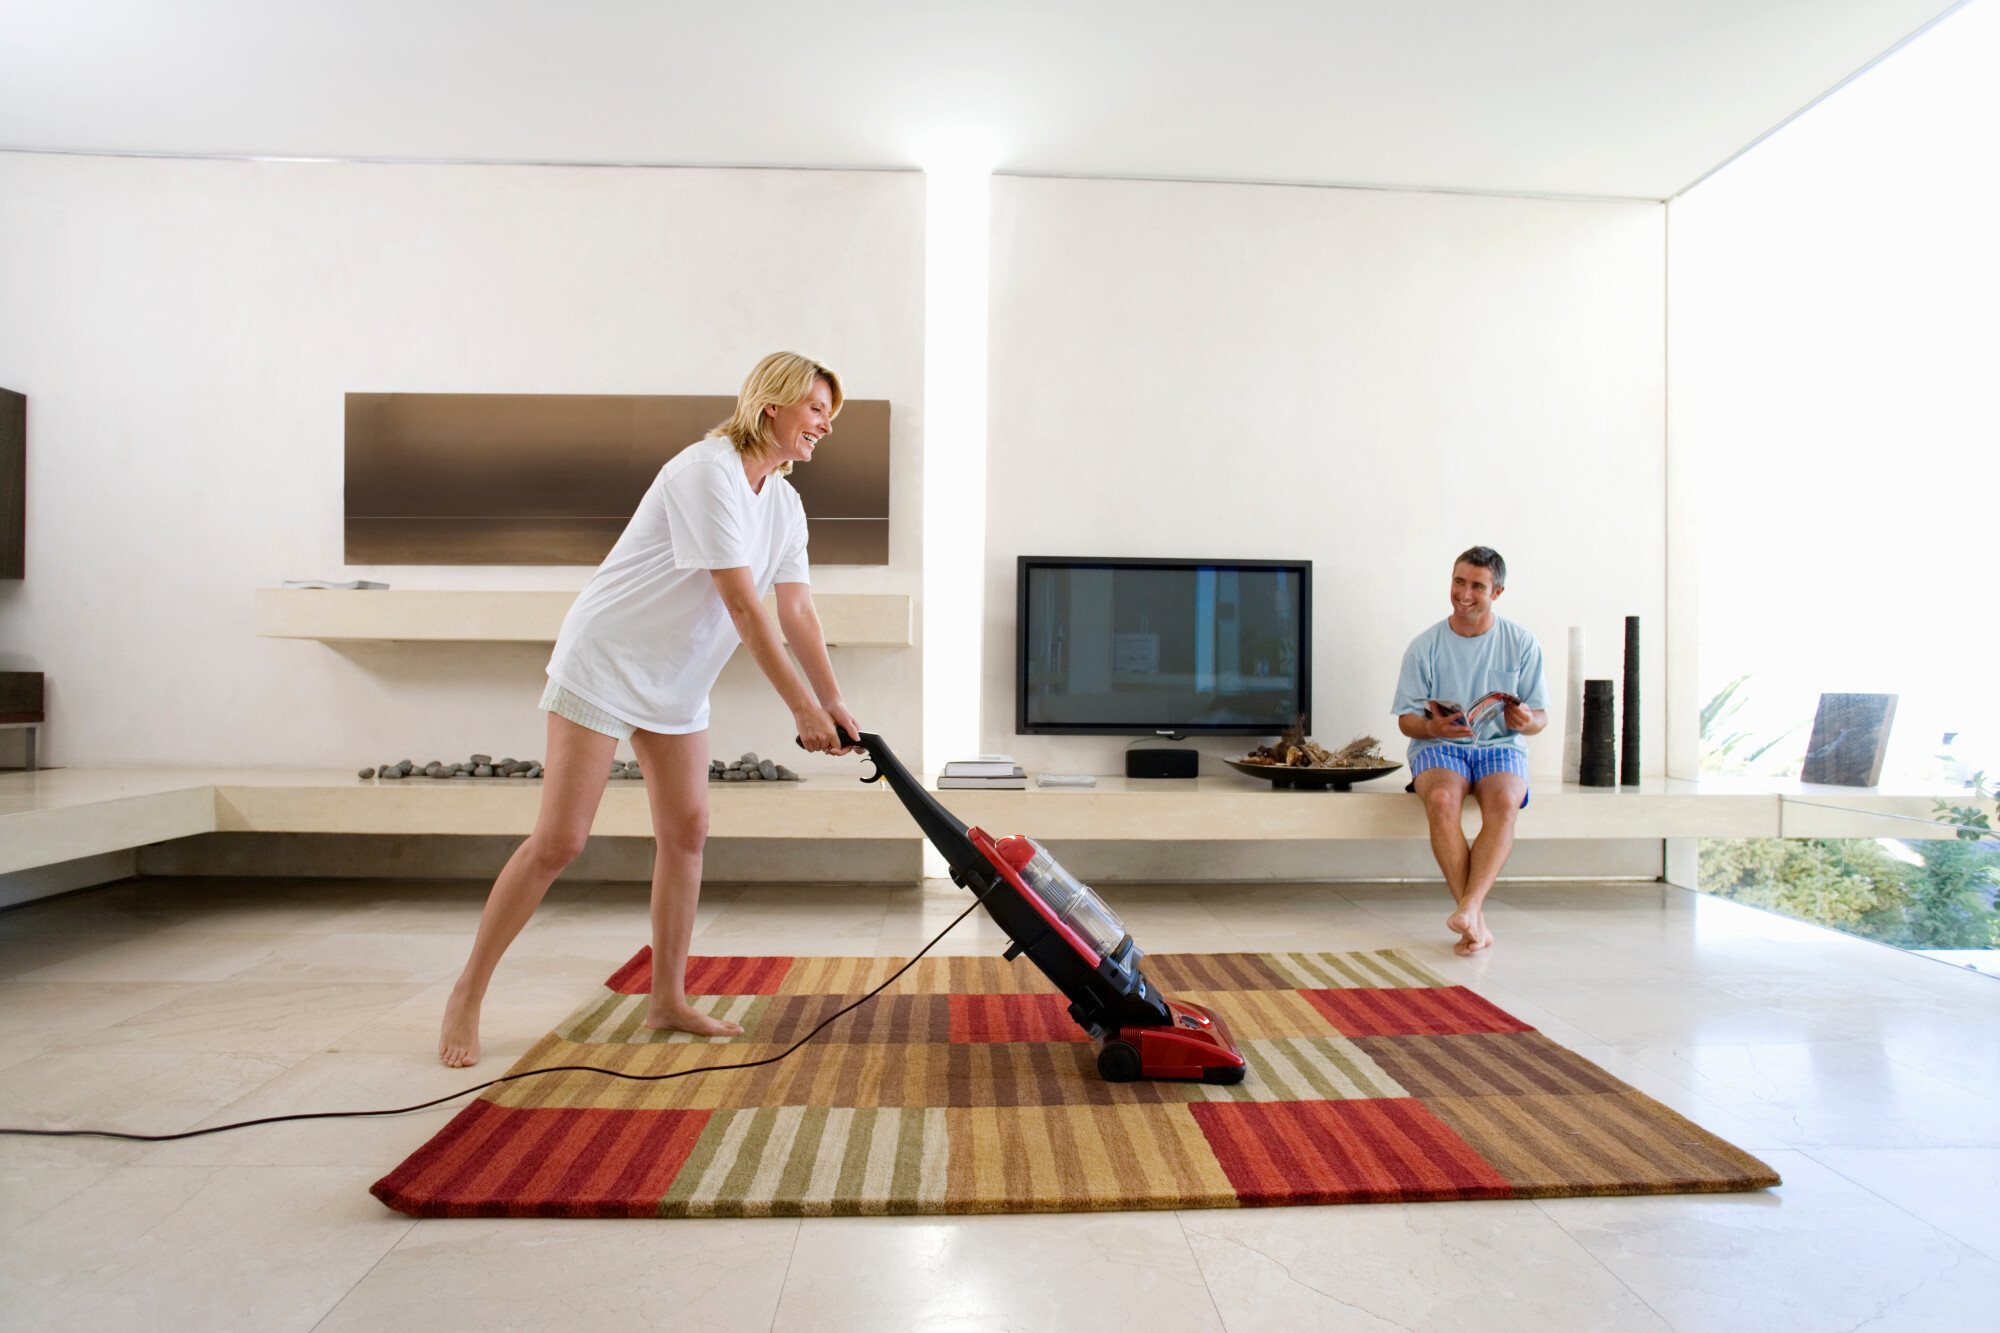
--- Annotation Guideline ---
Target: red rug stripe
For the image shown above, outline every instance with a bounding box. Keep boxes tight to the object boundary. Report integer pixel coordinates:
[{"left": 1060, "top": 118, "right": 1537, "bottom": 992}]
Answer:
[
  {"left": 372, "top": 1098, "right": 518, "bottom": 1207},
  {"left": 605, "top": 949, "right": 795, "bottom": 996},
  {"left": 949, "top": 993, "right": 1086, "bottom": 1044},
  {"left": 1191, "top": 1098, "right": 1513, "bottom": 1204},
  {"left": 1303, "top": 985, "right": 1534, "bottom": 1037},
  {"left": 372, "top": 1103, "right": 710, "bottom": 1218}
]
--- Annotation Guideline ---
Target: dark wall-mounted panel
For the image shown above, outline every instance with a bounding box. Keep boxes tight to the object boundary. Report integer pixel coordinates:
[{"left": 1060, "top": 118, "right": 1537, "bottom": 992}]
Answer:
[
  {"left": 345, "top": 393, "right": 890, "bottom": 566},
  {"left": 0, "top": 671, "right": 43, "bottom": 722},
  {"left": 0, "top": 388, "right": 23, "bottom": 579}
]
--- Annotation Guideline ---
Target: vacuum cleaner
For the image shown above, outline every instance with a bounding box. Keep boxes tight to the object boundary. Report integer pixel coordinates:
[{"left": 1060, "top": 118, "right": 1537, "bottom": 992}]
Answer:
[{"left": 826, "top": 731, "right": 1246, "bottom": 1084}]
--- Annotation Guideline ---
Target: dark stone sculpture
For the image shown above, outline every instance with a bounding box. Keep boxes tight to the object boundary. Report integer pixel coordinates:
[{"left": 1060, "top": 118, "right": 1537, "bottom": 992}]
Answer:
[
  {"left": 1621, "top": 616, "right": 1641, "bottom": 787},
  {"left": 1581, "top": 679, "right": 1616, "bottom": 787}
]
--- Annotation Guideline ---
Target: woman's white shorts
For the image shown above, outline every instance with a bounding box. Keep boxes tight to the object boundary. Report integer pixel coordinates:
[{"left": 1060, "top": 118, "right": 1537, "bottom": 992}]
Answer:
[{"left": 539, "top": 679, "right": 637, "bottom": 740}]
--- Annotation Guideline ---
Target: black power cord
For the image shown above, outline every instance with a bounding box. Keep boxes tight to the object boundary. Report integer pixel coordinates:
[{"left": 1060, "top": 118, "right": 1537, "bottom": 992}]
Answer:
[{"left": 0, "top": 889, "right": 990, "bottom": 1143}]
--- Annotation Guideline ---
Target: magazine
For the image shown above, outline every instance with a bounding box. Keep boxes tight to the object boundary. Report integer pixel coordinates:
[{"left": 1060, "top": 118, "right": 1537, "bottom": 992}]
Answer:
[
  {"left": 1424, "top": 693, "right": 1518, "bottom": 742},
  {"left": 942, "top": 756, "right": 1021, "bottom": 778}
]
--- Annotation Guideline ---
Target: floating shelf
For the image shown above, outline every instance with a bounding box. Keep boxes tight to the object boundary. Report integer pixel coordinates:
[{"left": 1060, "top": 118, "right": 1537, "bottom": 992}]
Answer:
[
  {"left": 254, "top": 588, "right": 911, "bottom": 646},
  {"left": 8, "top": 768, "right": 1988, "bottom": 879}
]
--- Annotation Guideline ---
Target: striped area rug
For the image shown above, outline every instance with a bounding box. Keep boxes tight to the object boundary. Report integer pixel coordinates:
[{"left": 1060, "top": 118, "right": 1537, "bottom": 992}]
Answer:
[{"left": 372, "top": 948, "right": 1778, "bottom": 1217}]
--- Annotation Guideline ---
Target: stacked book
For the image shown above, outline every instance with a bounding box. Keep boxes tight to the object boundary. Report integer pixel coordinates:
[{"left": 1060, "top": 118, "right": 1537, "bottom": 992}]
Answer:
[{"left": 937, "top": 756, "right": 1027, "bottom": 790}]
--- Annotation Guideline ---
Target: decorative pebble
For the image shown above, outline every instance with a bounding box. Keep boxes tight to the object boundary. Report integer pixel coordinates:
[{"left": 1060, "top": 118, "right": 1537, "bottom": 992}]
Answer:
[
  {"left": 527, "top": 763, "right": 543, "bottom": 778},
  {"left": 777, "top": 765, "right": 798, "bottom": 781},
  {"left": 470, "top": 754, "right": 492, "bottom": 766},
  {"left": 474, "top": 764, "right": 493, "bottom": 777},
  {"left": 740, "top": 752, "right": 759, "bottom": 764},
  {"left": 508, "top": 769, "right": 527, "bottom": 777},
  {"left": 758, "top": 759, "right": 778, "bottom": 780},
  {"left": 499, "top": 758, "right": 515, "bottom": 769},
  {"left": 424, "top": 762, "right": 443, "bottom": 777},
  {"left": 722, "top": 768, "right": 747, "bottom": 780},
  {"left": 359, "top": 767, "right": 375, "bottom": 779},
  {"left": 397, "top": 760, "right": 414, "bottom": 776}
]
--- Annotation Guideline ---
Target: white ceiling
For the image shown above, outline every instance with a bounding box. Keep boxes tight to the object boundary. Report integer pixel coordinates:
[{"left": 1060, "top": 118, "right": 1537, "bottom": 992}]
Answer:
[{"left": 0, "top": 0, "right": 1965, "bottom": 200}]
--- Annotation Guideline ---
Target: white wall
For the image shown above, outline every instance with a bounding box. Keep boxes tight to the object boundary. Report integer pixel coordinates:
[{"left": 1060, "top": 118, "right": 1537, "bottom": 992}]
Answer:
[
  {"left": 0, "top": 153, "right": 1685, "bottom": 890},
  {"left": 984, "top": 175, "right": 1668, "bottom": 779},
  {"left": 0, "top": 154, "right": 925, "bottom": 775}
]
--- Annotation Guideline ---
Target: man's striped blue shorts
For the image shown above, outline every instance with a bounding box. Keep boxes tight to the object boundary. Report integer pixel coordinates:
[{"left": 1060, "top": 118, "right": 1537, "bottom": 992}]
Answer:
[{"left": 1409, "top": 743, "right": 1531, "bottom": 806}]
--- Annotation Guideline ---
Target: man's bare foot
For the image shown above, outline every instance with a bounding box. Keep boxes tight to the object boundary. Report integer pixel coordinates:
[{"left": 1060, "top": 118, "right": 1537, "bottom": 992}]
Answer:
[
  {"left": 438, "top": 986, "right": 482, "bottom": 1067},
  {"left": 643, "top": 1004, "right": 745, "bottom": 1038},
  {"left": 1448, "top": 906, "right": 1494, "bottom": 956}
]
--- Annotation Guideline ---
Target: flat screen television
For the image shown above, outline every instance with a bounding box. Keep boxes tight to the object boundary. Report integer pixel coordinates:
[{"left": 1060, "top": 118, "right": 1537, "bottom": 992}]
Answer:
[{"left": 1016, "top": 557, "right": 1310, "bottom": 736}]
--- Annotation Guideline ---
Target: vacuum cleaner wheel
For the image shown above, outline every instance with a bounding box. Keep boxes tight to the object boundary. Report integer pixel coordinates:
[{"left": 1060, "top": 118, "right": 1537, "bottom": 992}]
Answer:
[{"left": 1096, "top": 1040, "right": 1142, "bottom": 1083}]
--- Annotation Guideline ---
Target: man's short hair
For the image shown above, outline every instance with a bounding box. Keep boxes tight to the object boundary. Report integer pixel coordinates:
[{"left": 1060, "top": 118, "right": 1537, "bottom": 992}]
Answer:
[{"left": 1455, "top": 546, "right": 1506, "bottom": 588}]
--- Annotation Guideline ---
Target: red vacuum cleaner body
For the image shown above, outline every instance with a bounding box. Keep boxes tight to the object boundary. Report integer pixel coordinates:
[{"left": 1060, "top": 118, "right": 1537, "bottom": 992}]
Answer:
[{"left": 837, "top": 731, "right": 1246, "bottom": 1085}]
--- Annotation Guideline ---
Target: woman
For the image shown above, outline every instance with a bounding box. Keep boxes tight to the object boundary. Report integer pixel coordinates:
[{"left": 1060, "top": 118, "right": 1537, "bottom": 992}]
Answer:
[{"left": 438, "top": 352, "right": 862, "bottom": 1067}]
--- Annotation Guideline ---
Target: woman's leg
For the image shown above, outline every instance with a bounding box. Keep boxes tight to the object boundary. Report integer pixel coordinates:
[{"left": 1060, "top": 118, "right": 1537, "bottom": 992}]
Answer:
[
  {"left": 438, "top": 712, "right": 618, "bottom": 1066},
  {"left": 628, "top": 727, "right": 741, "bottom": 1037}
]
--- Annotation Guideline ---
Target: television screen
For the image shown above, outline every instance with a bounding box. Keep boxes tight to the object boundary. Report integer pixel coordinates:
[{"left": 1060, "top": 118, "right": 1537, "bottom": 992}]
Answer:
[{"left": 1017, "top": 557, "right": 1310, "bottom": 735}]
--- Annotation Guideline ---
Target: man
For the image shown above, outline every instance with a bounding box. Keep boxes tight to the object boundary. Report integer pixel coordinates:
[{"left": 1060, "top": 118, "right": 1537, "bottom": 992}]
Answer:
[{"left": 1392, "top": 547, "right": 1549, "bottom": 955}]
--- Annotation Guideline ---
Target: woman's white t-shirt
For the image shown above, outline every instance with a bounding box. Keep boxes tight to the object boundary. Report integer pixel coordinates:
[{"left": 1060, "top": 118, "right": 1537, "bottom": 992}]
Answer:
[{"left": 547, "top": 437, "right": 810, "bottom": 734}]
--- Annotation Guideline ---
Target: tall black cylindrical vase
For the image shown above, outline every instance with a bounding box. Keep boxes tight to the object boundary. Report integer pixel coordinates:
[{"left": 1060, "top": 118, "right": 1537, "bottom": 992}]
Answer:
[
  {"left": 1581, "top": 679, "right": 1617, "bottom": 787},
  {"left": 1621, "top": 615, "right": 1641, "bottom": 787}
]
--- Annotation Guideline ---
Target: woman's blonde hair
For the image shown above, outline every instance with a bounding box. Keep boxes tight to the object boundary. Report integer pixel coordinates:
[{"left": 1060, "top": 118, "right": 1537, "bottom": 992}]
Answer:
[{"left": 707, "top": 352, "right": 844, "bottom": 475}]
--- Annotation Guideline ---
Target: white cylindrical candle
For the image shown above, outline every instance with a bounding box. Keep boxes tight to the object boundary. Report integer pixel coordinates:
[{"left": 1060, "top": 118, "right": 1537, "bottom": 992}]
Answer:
[{"left": 1562, "top": 626, "right": 1585, "bottom": 784}]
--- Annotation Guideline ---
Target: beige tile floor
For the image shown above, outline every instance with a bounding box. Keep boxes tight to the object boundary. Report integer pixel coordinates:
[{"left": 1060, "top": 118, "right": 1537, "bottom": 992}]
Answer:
[{"left": 1, "top": 872, "right": 1997, "bottom": 1332}]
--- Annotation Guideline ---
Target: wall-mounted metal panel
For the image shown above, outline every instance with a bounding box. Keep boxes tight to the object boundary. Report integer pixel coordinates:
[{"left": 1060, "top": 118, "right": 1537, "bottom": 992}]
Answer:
[
  {"left": 345, "top": 393, "right": 889, "bottom": 565},
  {"left": 0, "top": 388, "right": 23, "bottom": 579}
]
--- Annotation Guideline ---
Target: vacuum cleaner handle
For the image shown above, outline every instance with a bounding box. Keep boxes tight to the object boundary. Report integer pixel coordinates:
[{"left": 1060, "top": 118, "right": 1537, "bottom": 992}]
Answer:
[{"left": 794, "top": 726, "right": 863, "bottom": 757}]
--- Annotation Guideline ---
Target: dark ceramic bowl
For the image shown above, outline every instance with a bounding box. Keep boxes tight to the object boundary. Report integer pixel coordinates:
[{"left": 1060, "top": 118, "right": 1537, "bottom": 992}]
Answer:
[{"left": 1221, "top": 758, "right": 1404, "bottom": 790}]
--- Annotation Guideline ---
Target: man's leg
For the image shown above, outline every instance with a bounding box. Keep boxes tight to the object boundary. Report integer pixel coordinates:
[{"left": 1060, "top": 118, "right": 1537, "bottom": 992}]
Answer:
[
  {"left": 1454, "top": 770, "right": 1529, "bottom": 954},
  {"left": 1413, "top": 766, "right": 1474, "bottom": 945}
]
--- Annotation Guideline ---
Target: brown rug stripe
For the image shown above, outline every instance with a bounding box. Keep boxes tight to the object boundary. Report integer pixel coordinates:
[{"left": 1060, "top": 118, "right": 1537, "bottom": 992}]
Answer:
[
  {"left": 1144, "top": 953, "right": 1294, "bottom": 992},
  {"left": 1422, "top": 1092, "right": 1783, "bottom": 1196},
  {"left": 753, "top": 993, "right": 952, "bottom": 1045},
  {"left": 940, "top": 955, "right": 1060, "bottom": 996},
  {"left": 1356, "top": 1032, "right": 1631, "bottom": 1098},
  {"left": 942, "top": 1042, "right": 1207, "bottom": 1107}
]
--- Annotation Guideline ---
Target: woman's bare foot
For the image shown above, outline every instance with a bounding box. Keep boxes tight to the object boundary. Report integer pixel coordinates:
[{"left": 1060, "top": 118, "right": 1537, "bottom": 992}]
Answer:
[
  {"left": 1448, "top": 905, "right": 1494, "bottom": 956},
  {"left": 643, "top": 1003, "right": 745, "bottom": 1038},
  {"left": 438, "top": 986, "right": 482, "bottom": 1067}
]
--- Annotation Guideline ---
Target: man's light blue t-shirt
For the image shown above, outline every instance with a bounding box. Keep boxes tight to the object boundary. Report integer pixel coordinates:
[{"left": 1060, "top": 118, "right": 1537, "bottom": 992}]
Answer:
[{"left": 1392, "top": 618, "right": 1551, "bottom": 758}]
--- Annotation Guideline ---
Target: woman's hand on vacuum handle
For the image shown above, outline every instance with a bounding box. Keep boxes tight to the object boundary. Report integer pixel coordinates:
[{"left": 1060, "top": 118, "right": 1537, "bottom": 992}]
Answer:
[
  {"left": 793, "top": 701, "right": 841, "bottom": 754},
  {"left": 825, "top": 702, "right": 863, "bottom": 755}
]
